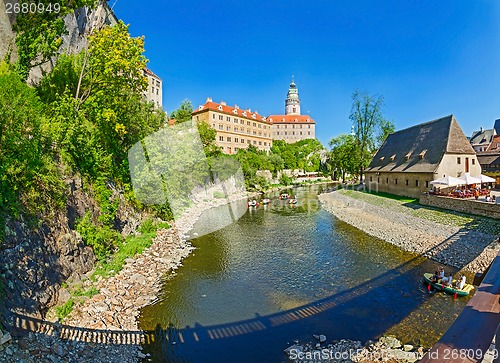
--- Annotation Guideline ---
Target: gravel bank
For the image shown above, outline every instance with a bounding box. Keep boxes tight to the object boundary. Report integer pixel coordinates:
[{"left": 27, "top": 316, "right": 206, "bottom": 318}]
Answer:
[
  {"left": 0, "top": 190, "right": 257, "bottom": 362},
  {"left": 318, "top": 190, "right": 500, "bottom": 274}
]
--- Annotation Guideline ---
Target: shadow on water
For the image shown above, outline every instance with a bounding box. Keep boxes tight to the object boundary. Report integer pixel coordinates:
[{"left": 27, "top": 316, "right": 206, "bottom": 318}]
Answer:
[
  {"left": 3, "top": 186, "right": 497, "bottom": 363},
  {"left": 137, "top": 186, "right": 497, "bottom": 363}
]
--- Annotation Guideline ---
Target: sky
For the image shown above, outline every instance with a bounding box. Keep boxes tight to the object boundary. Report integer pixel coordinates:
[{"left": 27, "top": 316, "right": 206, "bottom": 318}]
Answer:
[{"left": 113, "top": 0, "right": 500, "bottom": 146}]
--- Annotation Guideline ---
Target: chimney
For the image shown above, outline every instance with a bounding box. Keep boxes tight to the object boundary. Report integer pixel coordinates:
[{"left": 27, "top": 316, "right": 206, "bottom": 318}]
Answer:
[
  {"left": 247, "top": 108, "right": 251, "bottom": 112},
  {"left": 255, "top": 110, "right": 259, "bottom": 114},
  {"left": 220, "top": 101, "right": 226, "bottom": 106},
  {"left": 480, "top": 126, "right": 484, "bottom": 133},
  {"left": 234, "top": 104, "right": 239, "bottom": 109},
  {"left": 206, "top": 97, "right": 212, "bottom": 102}
]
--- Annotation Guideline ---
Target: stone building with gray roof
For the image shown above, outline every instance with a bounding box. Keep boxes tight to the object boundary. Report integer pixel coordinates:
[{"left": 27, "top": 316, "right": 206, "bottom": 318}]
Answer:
[
  {"left": 365, "top": 115, "right": 481, "bottom": 198},
  {"left": 470, "top": 126, "right": 496, "bottom": 153}
]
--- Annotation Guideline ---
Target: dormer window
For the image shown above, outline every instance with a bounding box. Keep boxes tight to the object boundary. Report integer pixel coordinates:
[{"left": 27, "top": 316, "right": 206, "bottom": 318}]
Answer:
[
  {"left": 390, "top": 155, "right": 396, "bottom": 161},
  {"left": 419, "top": 150, "right": 427, "bottom": 159},
  {"left": 242, "top": 111, "right": 247, "bottom": 117},
  {"left": 232, "top": 109, "right": 238, "bottom": 114},
  {"left": 218, "top": 105, "right": 223, "bottom": 111},
  {"left": 405, "top": 152, "right": 412, "bottom": 160},
  {"left": 380, "top": 156, "right": 385, "bottom": 161},
  {"left": 252, "top": 114, "right": 256, "bottom": 119},
  {"left": 198, "top": 105, "right": 204, "bottom": 110}
]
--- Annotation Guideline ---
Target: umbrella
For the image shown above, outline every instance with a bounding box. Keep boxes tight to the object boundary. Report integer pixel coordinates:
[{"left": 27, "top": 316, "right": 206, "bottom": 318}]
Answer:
[
  {"left": 458, "top": 173, "right": 481, "bottom": 185},
  {"left": 430, "top": 176, "right": 464, "bottom": 187},
  {"left": 479, "top": 174, "right": 495, "bottom": 183}
]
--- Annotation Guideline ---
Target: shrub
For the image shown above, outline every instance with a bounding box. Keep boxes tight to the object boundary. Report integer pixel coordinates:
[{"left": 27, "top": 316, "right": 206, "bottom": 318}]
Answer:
[
  {"left": 55, "top": 299, "right": 74, "bottom": 321},
  {"left": 76, "top": 212, "right": 123, "bottom": 261}
]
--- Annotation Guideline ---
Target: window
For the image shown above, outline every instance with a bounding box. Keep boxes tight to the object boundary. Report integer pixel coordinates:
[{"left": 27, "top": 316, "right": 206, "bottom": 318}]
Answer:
[
  {"left": 226, "top": 126, "right": 231, "bottom": 131},
  {"left": 253, "top": 131, "right": 256, "bottom": 135},
  {"left": 253, "top": 141, "right": 257, "bottom": 145},
  {"left": 292, "top": 125, "right": 295, "bottom": 129},
  {"left": 406, "top": 180, "right": 409, "bottom": 186},
  {"left": 226, "top": 117, "right": 230, "bottom": 122},
  {"left": 253, "top": 122, "right": 256, "bottom": 127},
  {"left": 227, "top": 137, "right": 231, "bottom": 142},
  {"left": 425, "top": 181, "right": 429, "bottom": 188},
  {"left": 293, "top": 107, "right": 296, "bottom": 113},
  {"left": 386, "top": 178, "right": 389, "bottom": 184},
  {"left": 284, "top": 125, "right": 287, "bottom": 129},
  {"left": 227, "top": 147, "right": 231, "bottom": 153},
  {"left": 247, "top": 121, "right": 251, "bottom": 126},
  {"left": 247, "top": 129, "right": 250, "bottom": 134},
  {"left": 395, "top": 179, "right": 398, "bottom": 185},
  {"left": 241, "top": 138, "right": 245, "bottom": 143},
  {"left": 300, "top": 125, "right": 302, "bottom": 129},
  {"left": 258, "top": 124, "right": 262, "bottom": 128},
  {"left": 308, "top": 125, "right": 311, "bottom": 128},
  {"left": 292, "top": 132, "right": 295, "bottom": 135},
  {"left": 247, "top": 140, "right": 251, "bottom": 144},
  {"left": 219, "top": 124, "right": 223, "bottom": 130},
  {"left": 259, "top": 141, "right": 262, "bottom": 146},
  {"left": 276, "top": 132, "right": 279, "bottom": 135},
  {"left": 219, "top": 115, "right": 223, "bottom": 120},
  {"left": 457, "top": 157, "right": 461, "bottom": 164},
  {"left": 308, "top": 132, "right": 311, "bottom": 135},
  {"left": 472, "top": 159, "right": 475, "bottom": 165},
  {"left": 156, "top": 89, "right": 159, "bottom": 95},
  {"left": 259, "top": 132, "right": 262, "bottom": 136},
  {"left": 285, "top": 132, "right": 287, "bottom": 135},
  {"left": 212, "top": 123, "right": 215, "bottom": 128},
  {"left": 240, "top": 120, "right": 244, "bottom": 125},
  {"left": 264, "top": 142, "right": 267, "bottom": 146},
  {"left": 235, "top": 138, "right": 238, "bottom": 143},
  {"left": 300, "top": 132, "right": 303, "bottom": 135},
  {"left": 219, "top": 136, "right": 224, "bottom": 141},
  {"left": 234, "top": 118, "right": 238, "bottom": 123},
  {"left": 415, "top": 180, "right": 419, "bottom": 187},
  {"left": 277, "top": 125, "right": 280, "bottom": 129},
  {"left": 212, "top": 114, "right": 215, "bottom": 119},
  {"left": 377, "top": 177, "right": 380, "bottom": 183},
  {"left": 234, "top": 126, "right": 238, "bottom": 132}
]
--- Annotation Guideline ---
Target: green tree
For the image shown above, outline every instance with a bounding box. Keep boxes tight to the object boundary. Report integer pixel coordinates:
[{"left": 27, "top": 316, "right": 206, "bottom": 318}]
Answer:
[
  {"left": 169, "top": 99, "right": 194, "bottom": 123},
  {"left": 13, "top": 0, "right": 97, "bottom": 80},
  {"left": 329, "top": 134, "right": 359, "bottom": 182},
  {"left": 376, "top": 119, "right": 396, "bottom": 148},
  {"left": 350, "top": 90, "right": 386, "bottom": 182}
]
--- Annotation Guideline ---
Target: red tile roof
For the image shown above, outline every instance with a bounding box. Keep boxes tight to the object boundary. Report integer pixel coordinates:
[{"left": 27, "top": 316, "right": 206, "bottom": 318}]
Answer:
[
  {"left": 266, "top": 115, "right": 315, "bottom": 124},
  {"left": 192, "top": 101, "right": 267, "bottom": 122},
  {"left": 487, "top": 135, "right": 500, "bottom": 151}
]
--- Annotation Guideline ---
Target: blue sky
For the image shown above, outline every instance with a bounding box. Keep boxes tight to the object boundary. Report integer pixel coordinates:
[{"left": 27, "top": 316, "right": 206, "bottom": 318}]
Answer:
[{"left": 113, "top": 1, "right": 500, "bottom": 146}]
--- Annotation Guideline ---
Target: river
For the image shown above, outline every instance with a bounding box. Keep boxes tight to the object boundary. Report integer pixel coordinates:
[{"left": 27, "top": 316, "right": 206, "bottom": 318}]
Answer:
[{"left": 138, "top": 184, "right": 470, "bottom": 362}]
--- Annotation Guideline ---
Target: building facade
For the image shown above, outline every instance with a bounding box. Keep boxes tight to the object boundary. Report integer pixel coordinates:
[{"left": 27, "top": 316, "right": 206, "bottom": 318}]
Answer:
[
  {"left": 365, "top": 115, "right": 481, "bottom": 198},
  {"left": 268, "top": 79, "right": 316, "bottom": 143},
  {"left": 192, "top": 98, "right": 272, "bottom": 154},
  {"left": 143, "top": 68, "right": 162, "bottom": 108}
]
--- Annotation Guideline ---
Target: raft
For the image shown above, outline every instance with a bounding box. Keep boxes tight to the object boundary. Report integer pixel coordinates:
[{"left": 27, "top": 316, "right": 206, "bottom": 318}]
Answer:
[{"left": 423, "top": 273, "right": 474, "bottom": 296}]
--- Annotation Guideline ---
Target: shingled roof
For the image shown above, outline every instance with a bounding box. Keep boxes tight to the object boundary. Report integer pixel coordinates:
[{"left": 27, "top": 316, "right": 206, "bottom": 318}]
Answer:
[
  {"left": 470, "top": 128, "right": 495, "bottom": 146},
  {"left": 366, "top": 115, "right": 475, "bottom": 173}
]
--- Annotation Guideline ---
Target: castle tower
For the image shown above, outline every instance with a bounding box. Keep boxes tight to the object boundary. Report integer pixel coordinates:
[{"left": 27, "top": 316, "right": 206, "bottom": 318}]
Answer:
[{"left": 285, "top": 77, "right": 301, "bottom": 115}]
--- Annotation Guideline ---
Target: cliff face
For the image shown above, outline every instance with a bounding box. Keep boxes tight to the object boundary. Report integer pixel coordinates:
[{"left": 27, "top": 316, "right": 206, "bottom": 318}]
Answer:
[
  {"left": 0, "top": 0, "right": 16, "bottom": 62},
  {"left": 0, "top": 177, "right": 144, "bottom": 319}
]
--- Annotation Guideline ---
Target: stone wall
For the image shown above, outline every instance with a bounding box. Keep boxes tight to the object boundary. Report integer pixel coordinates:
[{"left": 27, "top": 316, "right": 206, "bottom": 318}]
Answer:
[
  {"left": 365, "top": 172, "right": 434, "bottom": 199},
  {"left": 420, "top": 194, "right": 500, "bottom": 219}
]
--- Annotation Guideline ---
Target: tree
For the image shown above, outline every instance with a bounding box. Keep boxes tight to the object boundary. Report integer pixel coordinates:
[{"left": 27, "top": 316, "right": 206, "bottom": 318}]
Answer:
[
  {"left": 350, "top": 90, "right": 386, "bottom": 182},
  {"left": 376, "top": 119, "right": 396, "bottom": 148},
  {"left": 169, "top": 99, "right": 194, "bottom": 123},
  {"left": 329, "top": 134, "right": 359, "bottom": 182},
  {"left": 13, "top": 0, "right": 97, "bottom": 80}
]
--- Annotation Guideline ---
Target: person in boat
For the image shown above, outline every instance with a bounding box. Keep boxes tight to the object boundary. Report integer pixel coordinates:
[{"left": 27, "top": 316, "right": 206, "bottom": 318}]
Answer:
[
  {"left": 457, "top": 274, "right": 466, "bottom": 290},
  {"left": 442, "top": 273, "right": 453, "bottom": 286},
  {"left": 430, "top": 266, "right": 445, "bottom": 283}
]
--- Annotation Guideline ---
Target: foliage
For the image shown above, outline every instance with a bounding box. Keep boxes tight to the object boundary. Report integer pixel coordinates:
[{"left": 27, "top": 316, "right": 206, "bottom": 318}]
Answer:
[
  {"left": 329, "top": 134, "right": 359, "bottom": 182},
  {"left": 55, "top": 299, "right": 74, "bottom": 321},
  {"left": 376, "top": 119, "right": 396, "bottom": 148},
  {"left": 13, "top": 0, "right": 97, "bottom": 80},
  {"left": 213, "top": 191, "right": 225, "bottom": 199},
  {"left": 76, "top": 212, "right": 123, "bottom": 261},
  {"left": 279, "top": 174, "right": 293, "bottom": 186},
  {"left": 270, "top": 139, "right": 326, "bottom": 171},
  {"left": 72, "top": 286, "right": 99, "bottom": 297},
  {"left": 349, "top": 90, "right": 388, "bottom": 180},
  {"left": 0, "top": 64, "right": 65, "bottom": 240},
  {"left": 93, "top": 231, "right": 156, "bottom": 279},
  {"left": 169, "top": 99, "right": 194, "bottom": 123}
]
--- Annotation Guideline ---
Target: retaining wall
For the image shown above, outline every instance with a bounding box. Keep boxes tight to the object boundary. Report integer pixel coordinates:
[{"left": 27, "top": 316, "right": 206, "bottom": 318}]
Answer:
[{"left": 420, "top": 194, "right": 500, "bottom": 220}]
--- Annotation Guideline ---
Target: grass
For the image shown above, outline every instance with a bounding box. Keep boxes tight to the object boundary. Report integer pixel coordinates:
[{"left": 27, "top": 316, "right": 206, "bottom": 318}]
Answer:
[
  {"left": 72, "top": 286, "right": 99, "bottom": 298},
  {"left": 55, "top": 299, "right": 74, "bottom": 321},
  {"left": 338, "top": 188, "right": 500, "bottom": 235}
]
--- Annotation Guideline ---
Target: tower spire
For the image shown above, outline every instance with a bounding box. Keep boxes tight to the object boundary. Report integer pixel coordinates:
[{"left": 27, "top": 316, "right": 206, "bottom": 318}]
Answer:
[{"left": 285, "top": 77, "right": 300, "bottom": 115}]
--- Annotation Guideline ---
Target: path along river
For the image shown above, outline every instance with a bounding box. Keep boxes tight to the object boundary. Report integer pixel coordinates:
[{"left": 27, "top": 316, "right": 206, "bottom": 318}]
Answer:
[{"left": 139, "top": 184, "right": 471, "bottom": 362}]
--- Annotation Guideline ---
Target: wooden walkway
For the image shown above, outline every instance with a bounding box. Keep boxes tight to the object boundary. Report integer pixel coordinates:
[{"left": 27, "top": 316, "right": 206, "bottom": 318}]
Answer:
[{"left": 420, "top": 250, "right": 500, "bottom": 363}]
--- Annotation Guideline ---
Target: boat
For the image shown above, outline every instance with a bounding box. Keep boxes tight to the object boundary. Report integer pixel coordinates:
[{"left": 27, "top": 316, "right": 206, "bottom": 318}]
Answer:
[
  {"left": 423, "top": 273, "right": 474, "bottom": 296},
  {"left": 288, "top": 199, "right": 298, "bottom": 204},
  {"left": 247, "top": 200, "right": 259, "bottom": 207},
  {"left": 261, "top": 198, "right": 271, "bottom": 205},
  {"left": 279, "top": 193, "right": 290, "bottom": 200}
]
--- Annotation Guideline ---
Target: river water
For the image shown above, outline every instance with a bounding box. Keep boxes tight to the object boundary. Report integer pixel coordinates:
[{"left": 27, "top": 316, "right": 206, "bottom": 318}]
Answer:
[{"left": 139, "top": 184, "right": 471, "bottom": 362}]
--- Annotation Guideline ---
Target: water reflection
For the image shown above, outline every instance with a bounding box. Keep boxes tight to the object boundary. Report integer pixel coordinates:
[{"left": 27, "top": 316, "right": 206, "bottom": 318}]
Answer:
[{"left": 139, "top": 184, "right": 471, "bottom": 363}]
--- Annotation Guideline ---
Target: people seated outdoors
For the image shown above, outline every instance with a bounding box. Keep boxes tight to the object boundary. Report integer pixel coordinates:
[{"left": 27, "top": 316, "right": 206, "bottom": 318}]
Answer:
[
  {"left": 457, "top": 274, "right": 466, "bottom": 290},
  {"left": 486, "top": 195, "right": 492, "bottom": 202},
  {"left": 430, "top": 266, "right": 445, "bottom": 283},
  {"left": 441, "top": 273, "right": 453, "bottom": 287}
]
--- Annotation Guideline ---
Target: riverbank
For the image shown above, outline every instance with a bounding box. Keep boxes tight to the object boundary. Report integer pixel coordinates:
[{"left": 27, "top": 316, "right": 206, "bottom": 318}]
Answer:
[
  {"left": 0, "top": 190, "right": 258, "bottom": 362},
  {"left": 319, "top": 189, "right": 500, "bottom": 274}
]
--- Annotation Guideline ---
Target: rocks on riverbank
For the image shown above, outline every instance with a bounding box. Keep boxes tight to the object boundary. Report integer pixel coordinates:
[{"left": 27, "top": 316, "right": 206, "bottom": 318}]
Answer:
[
  {"left": 318, "top": 191, "right": 499, "bottom": 274},
  {"left": 285, "top": 335, "right": 426, "bottom": 363}
]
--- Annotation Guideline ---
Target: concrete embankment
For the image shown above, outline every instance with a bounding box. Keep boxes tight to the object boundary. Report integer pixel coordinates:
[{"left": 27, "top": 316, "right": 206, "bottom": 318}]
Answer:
[{"left": 318, "top": 190, "right": 500, "bottom": 274}]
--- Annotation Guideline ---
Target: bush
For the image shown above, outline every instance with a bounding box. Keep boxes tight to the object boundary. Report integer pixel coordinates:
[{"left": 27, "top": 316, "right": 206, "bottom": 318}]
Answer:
[
  {"left": 55, "top": 299, "right": 74, "bottom": 321},
  {"left": 279, "top": 174, "right": 293, "bottom": 186},
  {"left": 76, "top": 212, "right": 123, "bottom": 261}
]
